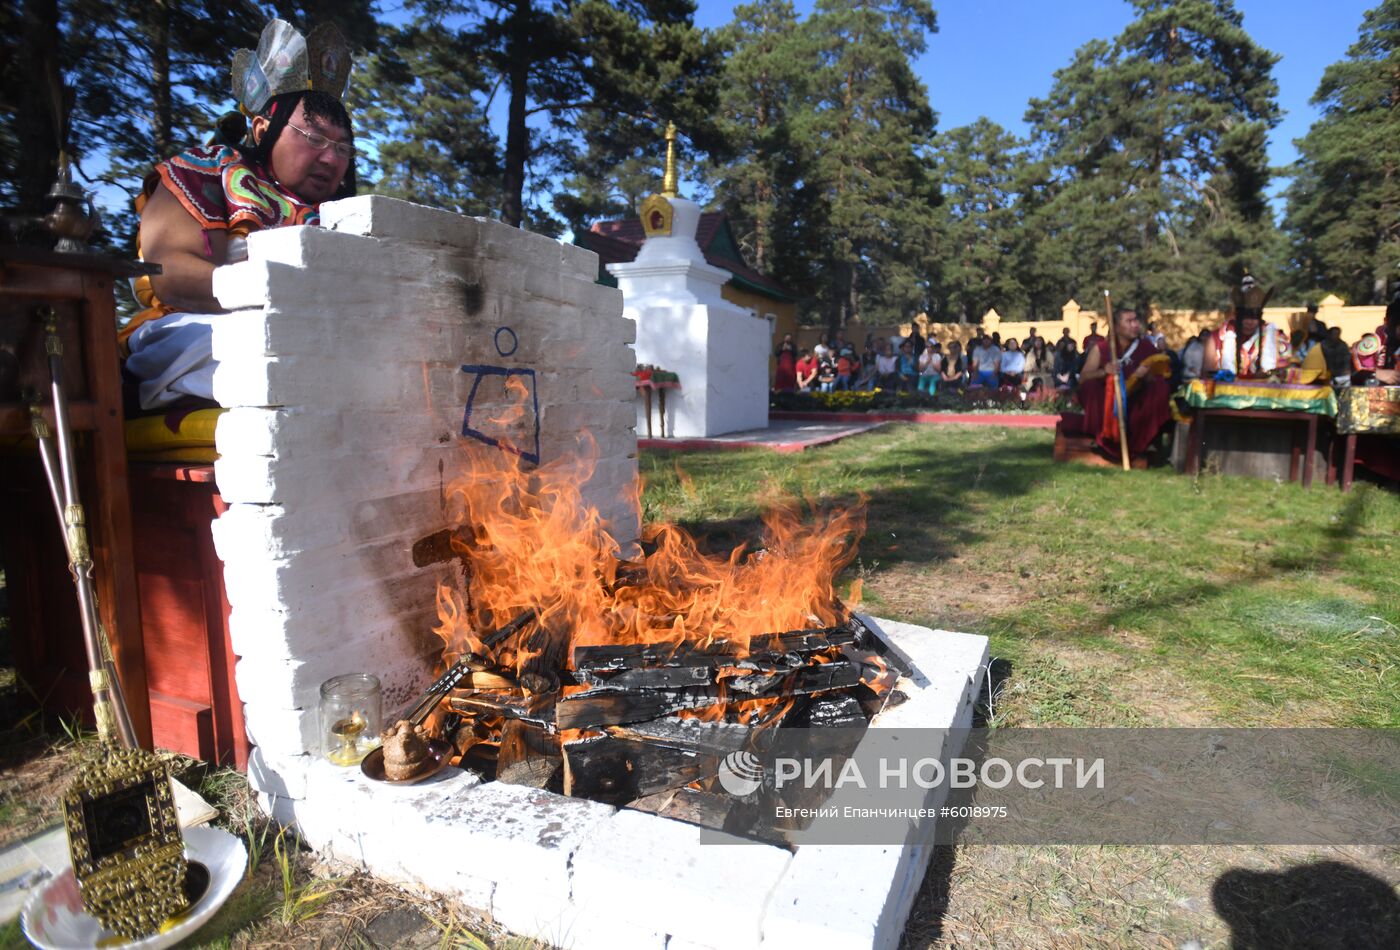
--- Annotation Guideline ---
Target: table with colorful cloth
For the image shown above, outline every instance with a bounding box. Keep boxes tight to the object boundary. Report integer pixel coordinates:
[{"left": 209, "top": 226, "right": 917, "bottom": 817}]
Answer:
[
  {"left": 1177, "top": 378, "right": 1338, "bottom": 487},
  {"left": 1332, "top": 386, "right": 1400, "bottom": 490},
  {"left": 633, "top": 368, "right": 681, "bottom": 438}
]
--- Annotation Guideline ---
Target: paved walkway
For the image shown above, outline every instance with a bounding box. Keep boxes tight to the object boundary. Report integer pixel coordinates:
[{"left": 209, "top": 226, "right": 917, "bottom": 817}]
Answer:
[
  {"left": 637, "top": 418, "right": 887, "bottom": 454},
  {"left": 770, "top": 409, "right": 1059, "bottom": 428}
]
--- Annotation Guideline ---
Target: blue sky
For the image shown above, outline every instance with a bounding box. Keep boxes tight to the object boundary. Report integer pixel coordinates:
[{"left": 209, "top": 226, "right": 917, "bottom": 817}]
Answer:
[{"left": 693, "top": 0, "right": 1372, "bottom": 178}]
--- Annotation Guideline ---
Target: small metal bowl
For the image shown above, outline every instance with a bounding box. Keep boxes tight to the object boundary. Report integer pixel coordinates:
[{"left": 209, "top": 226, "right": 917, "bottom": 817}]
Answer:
[{"left": 359, "top": 738, "right": 455, "bottom": 785}]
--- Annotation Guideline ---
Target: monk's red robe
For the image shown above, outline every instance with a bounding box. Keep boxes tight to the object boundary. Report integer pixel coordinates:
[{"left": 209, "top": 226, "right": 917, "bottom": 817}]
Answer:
[{"left": 1075, "top": 336, "right": 1172, "bottom": 459}]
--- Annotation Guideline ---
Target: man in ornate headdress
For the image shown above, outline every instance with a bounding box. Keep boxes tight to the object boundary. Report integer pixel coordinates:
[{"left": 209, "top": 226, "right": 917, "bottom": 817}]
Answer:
[
  {"left": 1202, "top": 275, "right": 1290, "bottom": 378},
  {"left": 1075, "top": 307, "right": 1172, "bottom": 461},
  {"left": 123, "top": 20, "right": 355, "bottom": 410}
]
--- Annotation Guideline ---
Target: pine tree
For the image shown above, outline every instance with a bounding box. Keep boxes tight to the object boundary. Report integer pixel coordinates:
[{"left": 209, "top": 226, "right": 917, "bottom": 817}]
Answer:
[
  {"left": 928, "top": 119, "right": 1031, "bottom": 322},
  {"left": 1284, "top": 0, "right": 1400, "bottom": 304},
  {"left": 351, "top": 15, "right": 501, "bottom": 220},
  {"left": 551, "top": 10, "right": 726, "bottom": 236},
  {"left": 799, "top": 0, "right": 940, "bottom": 329},
  {"left": 707, "top": 0, "right": 806, "bottom": 278},
  {"left": 452, "top": 0, "right": 721, "bottom": 229},
  {"left": 1026, "top": 0, "right": 1280, "bottom": 311}
]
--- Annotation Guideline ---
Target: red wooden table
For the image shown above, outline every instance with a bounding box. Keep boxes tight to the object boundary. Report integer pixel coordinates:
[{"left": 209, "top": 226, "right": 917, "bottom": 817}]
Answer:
[{"left": 1184, "top": 407, "right": 1321, "bottom": 488}]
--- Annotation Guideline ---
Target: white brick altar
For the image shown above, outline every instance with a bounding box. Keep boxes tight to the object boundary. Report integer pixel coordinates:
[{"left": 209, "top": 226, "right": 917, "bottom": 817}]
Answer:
[
  {"left": 202, "top": 194, "right": 989, "bottom": 949},
  {"left": 208, "top": 195, "right": 638, "bottom": 762}
]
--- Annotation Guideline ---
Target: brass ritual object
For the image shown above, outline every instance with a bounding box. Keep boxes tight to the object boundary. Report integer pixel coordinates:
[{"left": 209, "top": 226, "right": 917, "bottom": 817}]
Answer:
[
  {"left": 61, "top": 743, "right": 189, "bottom": 940},
  {"left": 44, "top": 153, "right": 100, "bottom": 254}
]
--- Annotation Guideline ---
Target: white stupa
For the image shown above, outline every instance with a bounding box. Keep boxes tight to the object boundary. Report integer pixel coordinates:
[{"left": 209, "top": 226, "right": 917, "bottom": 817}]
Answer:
[{"left": 607, "top": 124, "right": 770, "bottom": 438}]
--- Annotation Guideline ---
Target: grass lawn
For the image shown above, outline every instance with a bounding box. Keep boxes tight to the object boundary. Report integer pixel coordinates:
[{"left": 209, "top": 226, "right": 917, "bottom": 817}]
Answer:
[
  {"left": 2, "top": 422, "right": 1396, "bottom": 948},
  {"left": 642, "top": 423, "right": 1400, "bottom": 948},
  {"left": 641, "top": 423, "right": 1400, "bottom": 729}
]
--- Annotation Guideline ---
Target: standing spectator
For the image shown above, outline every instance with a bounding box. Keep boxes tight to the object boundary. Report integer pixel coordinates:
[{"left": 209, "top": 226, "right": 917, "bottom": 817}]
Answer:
[
  {"left": 795, "top": 348, "right": 818, "bottom": 392},
  {"left": 1026, "top": 326, "right": 1039, "bottom": 349},
  {"left": 897, "top": 339, "right": 919, "bottom": 391},
  {"left": 941, "top": 340, "right": 967, "bottom": 391},
  {"left": 1180, "top": 329, "right": 1208, "bottom": 382},
  {"left": 918, "top": 340, "right": 942, "bottom": 394},
  {"left": 1053, "top": 338, "right": 1079, "bottom": 389},
  {"left": 1023, "top": 336, "right": 1054, "bottom": 394},
  {"left": 971, "top": 334, "right": 1002, "bottom": 388},
  {"left": 813, "top": 334, "right": 832, "bottom": 361},
  {"left": 875, "top": 340, "right": 899, "bottom": 388},
  {"left": 1000, "top": 338, "right": 1026, "bottom": 388},
  {"left": 834, "top": 346, "right": 856, "bottom": 390},
  {"left": 1146, "top": 322, "right": 1166, "bottom": 348},
  {"left": 1060, "top": 327, "right": 1073, "bottom": 344},
  {"left": 773, "top": 333, "right": 798, "bottom": 392},
  {"left": 817, "top": 352, "right": 837, "bottom": 392},
  {"left": 833, "top": 330, "right": 849, "bottom": 355},
  {"left": 1082, "top": 321, "right": 1104, "bottom": 352}
]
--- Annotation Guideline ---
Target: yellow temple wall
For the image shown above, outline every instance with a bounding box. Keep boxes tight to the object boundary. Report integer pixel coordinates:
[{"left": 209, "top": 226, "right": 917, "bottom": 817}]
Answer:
[{"left": 782, "top": 295, "right": 1384, "bottom": 354}]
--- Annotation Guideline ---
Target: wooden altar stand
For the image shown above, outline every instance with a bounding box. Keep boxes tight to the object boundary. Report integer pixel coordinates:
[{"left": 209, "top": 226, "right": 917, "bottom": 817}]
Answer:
[
  {"left": 1, "top": 247, "right": 248, "bottom": 767},
  {"left": 0, "top": 246, "right": 154, "bottom": 747}
]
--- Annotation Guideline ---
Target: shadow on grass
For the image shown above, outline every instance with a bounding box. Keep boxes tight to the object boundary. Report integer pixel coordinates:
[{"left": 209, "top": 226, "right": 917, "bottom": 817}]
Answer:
[
  {"left": 659, "top": 438, "right": 1060, "bottom": 571},
  {"left": 1090, "top": 485, "right": 1373, "bottom": 635},
  {"left": 1212, "top": 860, "right": 1400, "bottom": 950}
]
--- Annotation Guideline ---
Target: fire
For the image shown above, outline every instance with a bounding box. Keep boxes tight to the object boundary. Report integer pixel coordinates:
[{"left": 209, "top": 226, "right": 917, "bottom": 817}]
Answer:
[{"left": 431, "top": 377, "right": 865, "bottom": 676}]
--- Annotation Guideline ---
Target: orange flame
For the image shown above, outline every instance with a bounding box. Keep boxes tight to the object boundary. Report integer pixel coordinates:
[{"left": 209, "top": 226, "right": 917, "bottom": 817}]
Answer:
[{"left": 431, "top": 379, "right": 865, "bottom": 676}]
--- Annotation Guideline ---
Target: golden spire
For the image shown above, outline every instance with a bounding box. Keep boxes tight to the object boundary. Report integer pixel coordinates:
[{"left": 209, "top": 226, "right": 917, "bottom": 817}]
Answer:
[{"left": 662, "top": 121, "right": 679, "bottom": 198}]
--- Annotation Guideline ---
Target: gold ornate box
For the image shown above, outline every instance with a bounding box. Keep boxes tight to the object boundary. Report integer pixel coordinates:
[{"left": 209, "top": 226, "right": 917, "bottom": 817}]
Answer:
[
  {"left": 1337, "top": 386, "right": 1400, "bottom": 435},
  {"left": 62, "top": 743, "right": 188, "bottom": 940}
]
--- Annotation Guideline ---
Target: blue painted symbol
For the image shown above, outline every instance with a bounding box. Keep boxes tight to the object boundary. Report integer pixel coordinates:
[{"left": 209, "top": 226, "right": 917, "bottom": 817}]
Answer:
[
  {"left": 459, "top": 364, "right": 540, "bottom": 464},
  {"left": 494, "top": 326, "right": 519, "bottom": 357}
]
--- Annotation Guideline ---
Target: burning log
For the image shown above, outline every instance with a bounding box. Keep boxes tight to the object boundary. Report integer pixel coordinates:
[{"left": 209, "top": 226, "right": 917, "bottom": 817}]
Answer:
[
  {"left": 561, "top": 732, "right": 716, "bottom": 803},
  {"left": 448, "top": 690, "right": 556, "bottom": 727},
  {"left": 496, "top": 720, "right": 562, "bottom": 790},
  {"left": 846, "top": 613, "right": 912, "bottom": 677},
  {"left": 791, "top": 692, "right": 867, "bottom": 729},
  {"left": 555, "top": 660, "right": 864, "bottom": 730},
  {"left": 604, "top": 717, "right": 751, "bottom": 757},
  {"left": 571, "top": 624, "right": 858, "bottom": 675}
]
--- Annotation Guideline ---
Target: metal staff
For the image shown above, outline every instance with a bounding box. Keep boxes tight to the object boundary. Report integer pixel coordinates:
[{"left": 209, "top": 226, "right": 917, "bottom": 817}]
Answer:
[
  {"left": 30, "top": 307, "right": 138, "bottom": 747},
  {"left": 1102, "top": 290, "right": 1131, "bottom": 471}
]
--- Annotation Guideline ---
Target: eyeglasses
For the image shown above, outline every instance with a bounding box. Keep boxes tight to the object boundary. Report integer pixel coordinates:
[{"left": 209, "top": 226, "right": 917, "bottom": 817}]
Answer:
[{"left": 286, "top": 122, "right": 355, "bottom": 160}]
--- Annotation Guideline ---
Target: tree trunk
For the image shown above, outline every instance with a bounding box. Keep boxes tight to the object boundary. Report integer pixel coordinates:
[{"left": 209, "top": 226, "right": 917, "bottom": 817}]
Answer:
[
  {"left": 16, "top": 0, "right": 61, "bottom": 212},
  {"left": 501, "top": 0, "right": 530, "bottom": 228},
  {"left": 150, "top": 0, "right": 173, "bottom": 162}
]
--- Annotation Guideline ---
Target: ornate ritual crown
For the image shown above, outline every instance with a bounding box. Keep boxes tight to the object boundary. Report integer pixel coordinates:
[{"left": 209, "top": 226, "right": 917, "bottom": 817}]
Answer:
[
  {"left": 1230, "top": 273, "right": 1273, "bottom": 315},
  {"left": 231, "top": 19, "right": 351, "bottom": 116}
]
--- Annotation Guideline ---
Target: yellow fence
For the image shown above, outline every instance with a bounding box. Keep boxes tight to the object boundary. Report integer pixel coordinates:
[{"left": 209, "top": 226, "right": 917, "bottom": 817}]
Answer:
[{"left": 787, "top": 294, "right": 1385, "bottom": 353}]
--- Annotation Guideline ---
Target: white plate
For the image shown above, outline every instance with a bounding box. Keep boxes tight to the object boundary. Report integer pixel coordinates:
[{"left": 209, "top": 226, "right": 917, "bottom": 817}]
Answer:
[{"left": 20, "top": 826, "right": 248, "bottom": 950}]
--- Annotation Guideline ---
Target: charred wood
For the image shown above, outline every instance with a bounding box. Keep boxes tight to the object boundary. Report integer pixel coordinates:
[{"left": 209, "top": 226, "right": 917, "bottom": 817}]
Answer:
[
  {"left": 571, "top": 625, "right": 857, "bottom": 674},
  {"left": 604, "top": 717, "right": 751, "bottom": 757},
  {"left": 496, "top": 720, "right": 562, "bottom": 791},
  {"left": 562, "top": 733, "right": 715, "bottom": 804},
  {"left": 448, "top": 690, "right": 556, "bottom": 727},
  {"left": 628, "top": 787, "right": 737, "bottom": 831}
]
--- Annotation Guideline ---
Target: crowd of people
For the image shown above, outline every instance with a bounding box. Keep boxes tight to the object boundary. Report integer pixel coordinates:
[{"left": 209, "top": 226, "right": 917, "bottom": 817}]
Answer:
[
  {"left": 772, "top": 324, "right": 1096, "bottom": 400},
  {"left": 773, "top": 303, "right": 1382, "bottom": 403}
]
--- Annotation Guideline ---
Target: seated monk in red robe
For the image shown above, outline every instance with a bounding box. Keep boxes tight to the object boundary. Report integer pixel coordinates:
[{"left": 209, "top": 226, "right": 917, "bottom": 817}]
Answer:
[{"left": 1075, "top": 308, "right": 1172, "bottom": 461}]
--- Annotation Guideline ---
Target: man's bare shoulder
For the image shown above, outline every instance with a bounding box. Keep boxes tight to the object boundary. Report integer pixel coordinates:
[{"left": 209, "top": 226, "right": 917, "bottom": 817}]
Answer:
[{"left": 141, "top": 182, "right": 227, "bottom": 260}]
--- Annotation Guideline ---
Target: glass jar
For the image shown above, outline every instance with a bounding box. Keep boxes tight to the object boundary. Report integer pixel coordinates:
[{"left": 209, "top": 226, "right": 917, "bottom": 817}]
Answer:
[{"left": 319, "top": 673, "right": 382, "bottom": 766}]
